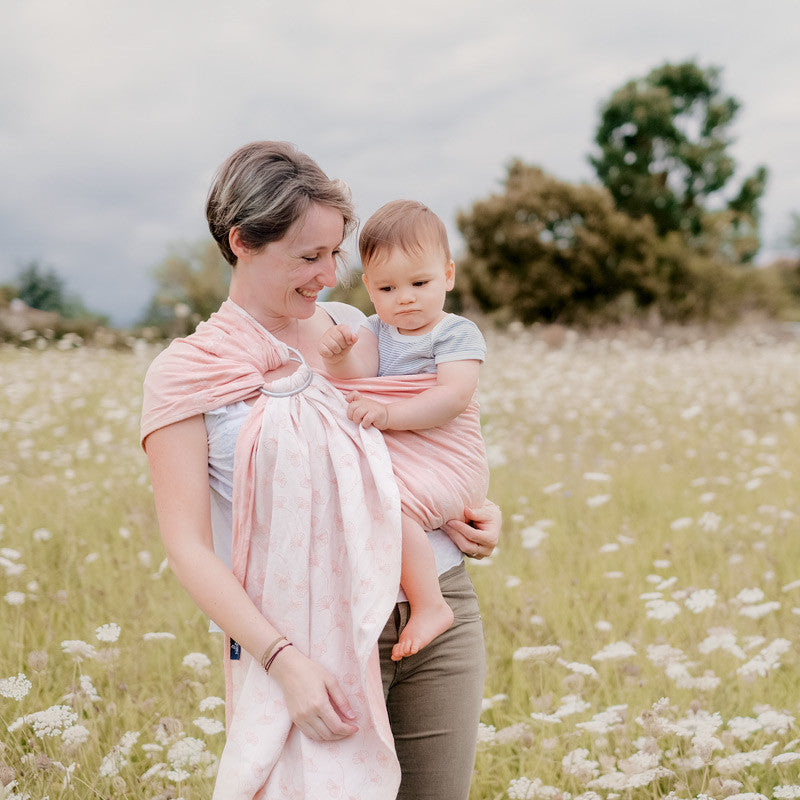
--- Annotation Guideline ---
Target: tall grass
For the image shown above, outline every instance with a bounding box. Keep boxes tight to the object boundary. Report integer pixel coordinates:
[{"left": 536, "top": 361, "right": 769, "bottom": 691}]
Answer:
[{"left": 1, "top": 328, "right": 799, "bottom": 799}]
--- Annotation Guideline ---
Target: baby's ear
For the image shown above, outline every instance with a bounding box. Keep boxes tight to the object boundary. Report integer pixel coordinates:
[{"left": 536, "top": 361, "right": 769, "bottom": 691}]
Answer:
[{"left": 445, "top": 259, "right": 456, "bottom": 290}]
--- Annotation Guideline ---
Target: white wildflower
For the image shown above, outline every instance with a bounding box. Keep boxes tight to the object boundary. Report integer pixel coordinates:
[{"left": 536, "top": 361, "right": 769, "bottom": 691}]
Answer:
[
  {"left": 670, "top": 517, "right": 692, "bottom": 531},
  {"left": 698, "top": 511, "right": 722, "bottom": 531},
  {"left": 756, "top": 707, "right": 794, "bottom": 734},
  {"left": 199, "top": 695, "right": 225, "bottom": 712},
  {"left": 193, "top": 717, "right": 225, "bottom": 735},
  {"left": 520, "top": 525, "right": 547, "bottom": 549},
  {"left": 505, "top": 575, "right": 522, "bottom": 588},
  {"left": 599, "top": 543, "right": 620, "bottom": 553},
  {"left": 513, "top": 645, "right": 561, "bottom": 663},
  {"left": 61, "top": 640, "right": 97, "bottom": 661},
  {"left": 481, "top": 693, "right": 508, "bottom": 712},
  {"left": 645, "top": 598, "right": 681, "bottom": 621},
  {"left": 772, "top": 753, "right": 800, "bottom": 765},
  {"left": 583, "top": 472, "right": 611, "bottom": 482},
  {"left": 594, "top": 620, "right": 612, "bottom": 632},
  {"left": 739, "top": 601, "right": 780, "bottom": 619},
  {"left": 727, "top": 716, "right": 763, "bottom": 740},
  {"left": 17, "top": 704, "right": 78, "bottom": 738},
  {"left": 673, "top": 709, "right": 723, "bottom": 739},
  {"left": 167, "top": 768, "right": 191, "bottom": 782},
  {"left": 698, "top": 628, "right": 746, "bottom": 660},
  {"left": 576, "top": 706, "right": 627, "bottom": 735},
  {"left": 737, "top": 638, "right": 791, "bottom": 678},
  {"left": 4, "top": 591, "right": 25, "bottom": 606},
  {"left": 586, "top": 494, "right": 611, "bottom": 507},
  {"left": 62, "top": 724, "right": 91, "bottom": 746},
  {"left": 714, "top": 742, "right": 777, "bottom": 775},
  {"left": 63, "top": 674, "right": 100, "bottom": 703},
  {"left": 95, "top": 623, "right": 121, "bottom": 643},
  {"left": 476, "top": 722, "right": 497, "bottom": 745},
  {"left": 99, "top": 731, "right": 140, "bottom": 777},
  {"left": 0, "top": 673, "right": 32, "bottom": 700},
  {"left": 561, "top": 661, "right": 599, "bottom": 679},
  {"left": 182, "top": 652, "right": 211, "bottom": 672},
  {"left": 541, "top": 482, "right": 563, "bottom": 495},
  {"left": 737, "top": 587, "right": 765, "bottom": 604},
  {"left": 685, "top": 589, "right": 717, "bottom": 613},
  {"left": 554, "top": 694, "right": 591, "bottom": 718},
  {"left": 143, "top": 631, "right": 176, "bottom": 641},
  {"left": 591, "top": 641, "right": 635, "bottom": 662},
  {"left": 167, "top": 736, "right": 206, "bottom": 769},
  {"left": 562, "top": 748, "right": 600, "bottom": 781},
  {"left": 774, "top": 786, "right": 800, "bottom": 799}
]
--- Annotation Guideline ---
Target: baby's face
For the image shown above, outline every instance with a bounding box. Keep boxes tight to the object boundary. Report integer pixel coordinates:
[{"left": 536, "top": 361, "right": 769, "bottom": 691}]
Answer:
[{"left": 362, "top": 248, "right": 455, "bottom": 336}]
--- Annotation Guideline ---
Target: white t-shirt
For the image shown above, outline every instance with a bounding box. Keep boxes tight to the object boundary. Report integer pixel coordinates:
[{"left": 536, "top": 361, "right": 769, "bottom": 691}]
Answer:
[{"left": 204, "top": 301, "right": 463, "bottom": 602}]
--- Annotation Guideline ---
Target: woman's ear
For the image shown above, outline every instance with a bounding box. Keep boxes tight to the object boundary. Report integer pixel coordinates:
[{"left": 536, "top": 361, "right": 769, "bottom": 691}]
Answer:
[{"left": 228, "top": 227, "right": 248, "bottom": 261}]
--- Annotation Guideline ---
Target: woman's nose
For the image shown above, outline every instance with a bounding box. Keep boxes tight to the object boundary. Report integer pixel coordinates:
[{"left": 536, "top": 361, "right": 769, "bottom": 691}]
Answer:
[{"left": 318, "top": 255, "right": 338, "bottom": 287}]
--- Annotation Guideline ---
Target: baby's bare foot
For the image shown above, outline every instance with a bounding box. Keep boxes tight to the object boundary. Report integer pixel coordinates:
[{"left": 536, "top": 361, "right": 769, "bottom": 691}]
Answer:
[{"left": 391, "top": 601, "right": 454, "bottom": 661}]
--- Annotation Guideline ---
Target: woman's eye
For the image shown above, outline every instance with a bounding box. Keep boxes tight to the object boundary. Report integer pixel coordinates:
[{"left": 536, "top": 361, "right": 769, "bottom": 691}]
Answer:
[{"left": 302, "top": 255, "right": 319, "bottom": 263}]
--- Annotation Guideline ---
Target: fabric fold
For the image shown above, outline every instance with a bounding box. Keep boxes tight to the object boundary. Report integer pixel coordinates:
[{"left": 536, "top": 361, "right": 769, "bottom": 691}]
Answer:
[{"left": 329, "top": 374, "right": 490, "bottom": 532}]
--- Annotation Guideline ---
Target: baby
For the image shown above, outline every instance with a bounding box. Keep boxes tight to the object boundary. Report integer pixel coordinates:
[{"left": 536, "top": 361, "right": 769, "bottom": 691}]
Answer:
[{"left": 319, "top": 199, "right": 487, "bottom": 661}]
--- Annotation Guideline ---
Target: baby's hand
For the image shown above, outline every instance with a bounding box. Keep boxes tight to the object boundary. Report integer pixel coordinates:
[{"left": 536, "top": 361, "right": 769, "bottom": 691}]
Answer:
[
  {"left": 345, "top": 391, "right": 390, "bottom": 430},
  {"left": 319, "top": 324, "right": 358, "bottom": 363}
]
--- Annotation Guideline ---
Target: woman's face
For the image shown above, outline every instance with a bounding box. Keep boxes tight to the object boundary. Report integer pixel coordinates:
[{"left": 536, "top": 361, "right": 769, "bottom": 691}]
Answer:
[{"left": 231, "top": 203, "right": 345, "bottom": 327}]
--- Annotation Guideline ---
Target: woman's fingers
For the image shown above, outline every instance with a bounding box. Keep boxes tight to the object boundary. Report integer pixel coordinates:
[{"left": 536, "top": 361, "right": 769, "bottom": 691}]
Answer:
[{"left": 271, "top": 649, "right": 359, "bottom": 741}]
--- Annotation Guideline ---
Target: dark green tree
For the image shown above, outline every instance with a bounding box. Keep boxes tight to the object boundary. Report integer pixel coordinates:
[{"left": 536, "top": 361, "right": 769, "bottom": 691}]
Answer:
[
  {"left": 455, "top": 160, "right": 679, "bottom": 324},
  {"left": 590, "top": 61, "right": 767, "bottom": 262},
  {"left": 16, "top": 262, "right": 68, "bottom": 312}
]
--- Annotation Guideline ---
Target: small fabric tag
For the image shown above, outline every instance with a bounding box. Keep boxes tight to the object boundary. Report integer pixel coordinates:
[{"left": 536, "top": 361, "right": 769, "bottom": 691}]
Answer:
[{"left": 230, "top": 639, "right": 241, "bottom": 660}]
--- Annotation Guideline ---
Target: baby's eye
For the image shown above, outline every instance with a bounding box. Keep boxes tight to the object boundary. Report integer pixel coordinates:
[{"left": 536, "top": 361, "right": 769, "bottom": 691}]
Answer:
[
  {"left": 412, "top": 280, "right": 429, "bottom": 287},
  {"left": 378, "top": 286, "right": 393, "bottom": 292}
]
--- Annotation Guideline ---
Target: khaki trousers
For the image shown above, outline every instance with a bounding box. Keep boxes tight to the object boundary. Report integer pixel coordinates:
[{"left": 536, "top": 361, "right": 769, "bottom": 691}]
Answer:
[{"left": 379, "top": 563, "right": 487, "bottom": 800}]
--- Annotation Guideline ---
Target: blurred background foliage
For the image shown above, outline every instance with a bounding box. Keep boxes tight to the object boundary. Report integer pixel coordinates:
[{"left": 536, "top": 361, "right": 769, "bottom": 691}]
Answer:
[{"left": 2, "top": 60, "right": 800, "bottom": 343}]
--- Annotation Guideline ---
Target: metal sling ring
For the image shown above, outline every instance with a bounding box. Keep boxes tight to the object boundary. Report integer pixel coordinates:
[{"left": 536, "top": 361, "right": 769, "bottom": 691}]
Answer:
[{"left": 259, "top": 346, "right": 314, "bottom": 398}]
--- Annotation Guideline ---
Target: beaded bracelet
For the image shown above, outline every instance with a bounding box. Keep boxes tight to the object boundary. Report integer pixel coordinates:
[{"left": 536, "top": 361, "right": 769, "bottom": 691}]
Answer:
[{"left": 264, "top": 642, "right": 293, "bottom": 673}]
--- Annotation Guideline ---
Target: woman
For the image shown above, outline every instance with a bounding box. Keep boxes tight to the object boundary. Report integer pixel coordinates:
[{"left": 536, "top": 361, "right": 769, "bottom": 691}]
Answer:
[{"left": 141, "top": 141, "right": 499, "bottom": 800}]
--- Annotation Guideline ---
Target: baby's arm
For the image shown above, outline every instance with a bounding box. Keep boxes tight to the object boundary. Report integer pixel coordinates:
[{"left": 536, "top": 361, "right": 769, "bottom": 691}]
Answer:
[
  {"left": 318, "top": 324, "right": 379, "bottom": 379},
  {"left": 346, "top": 359, "right": 480, "bottom": 430}
]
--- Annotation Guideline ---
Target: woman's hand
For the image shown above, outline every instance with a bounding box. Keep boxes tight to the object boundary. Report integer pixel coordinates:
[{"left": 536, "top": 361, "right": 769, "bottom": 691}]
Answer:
[
  {"left": 268, "top": 646, "right": 359, "bottom": 741},
  {"left": 443, "top": 500, "right": 501, "bottom": 560}
]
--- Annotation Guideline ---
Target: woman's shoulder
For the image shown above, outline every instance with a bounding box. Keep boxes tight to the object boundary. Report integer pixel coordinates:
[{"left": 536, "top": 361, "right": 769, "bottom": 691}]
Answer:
[{"left": 318, "top": 301, "right": 369, "bottom": 328}]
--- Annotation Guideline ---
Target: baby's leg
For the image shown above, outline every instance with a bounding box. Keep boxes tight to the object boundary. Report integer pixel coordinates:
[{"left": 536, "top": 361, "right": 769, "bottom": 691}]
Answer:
[{"left": 393, "top": 513, "right": 455, "bottom": 661}]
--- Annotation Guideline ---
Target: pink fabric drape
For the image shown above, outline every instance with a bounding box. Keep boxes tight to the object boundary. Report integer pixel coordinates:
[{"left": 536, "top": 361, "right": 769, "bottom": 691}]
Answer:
[
  {"left": 330, "top": 375, "right": 490, "bottom": 531},
  {"left": 141, "top": 300, "right": 402, "bottom": 800}
]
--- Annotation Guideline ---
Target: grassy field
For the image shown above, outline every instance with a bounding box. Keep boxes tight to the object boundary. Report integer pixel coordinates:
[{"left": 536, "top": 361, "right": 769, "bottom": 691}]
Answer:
[{"left": 2, "top": 326, "right": 800, "bottom": 800}]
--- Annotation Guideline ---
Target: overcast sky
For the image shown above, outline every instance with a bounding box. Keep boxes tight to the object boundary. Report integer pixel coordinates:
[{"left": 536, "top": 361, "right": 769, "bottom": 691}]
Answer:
[{"left": 2, "top": 0, "right": 798, "bottom": 324}]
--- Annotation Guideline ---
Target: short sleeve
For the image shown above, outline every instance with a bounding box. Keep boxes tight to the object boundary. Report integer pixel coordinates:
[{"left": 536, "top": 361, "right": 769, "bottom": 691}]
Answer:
[{"left": 432, "top": 316, "right": 486, "bottom": 364}]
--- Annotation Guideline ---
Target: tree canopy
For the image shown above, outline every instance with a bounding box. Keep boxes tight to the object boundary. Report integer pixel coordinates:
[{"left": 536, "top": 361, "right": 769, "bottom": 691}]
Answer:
[
  {"left": 589, "top": 61, "right": 767, "bottom": 262},
  {"left": 140, "top": 240, "right": 230, "bottom": 331},
  {"left": 456, "top": 161, "right": 671, "bottom": 324}
]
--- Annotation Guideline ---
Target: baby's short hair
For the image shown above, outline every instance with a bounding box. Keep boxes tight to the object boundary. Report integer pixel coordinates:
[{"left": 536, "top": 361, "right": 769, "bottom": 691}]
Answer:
[{"left": 359, "top": 200, "right": 451, "bottom": 268}]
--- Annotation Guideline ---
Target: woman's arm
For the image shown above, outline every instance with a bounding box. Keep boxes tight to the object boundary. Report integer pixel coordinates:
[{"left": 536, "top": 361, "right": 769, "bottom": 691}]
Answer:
[
  {"left": 346, "top": 359, "right": 480, "bottom": 430},
  {"left": 144, "top": 416, "right": 358, "bottom": 741},
  {"left": 443, "top": 500, "right": 501, "bottom": 560}
]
